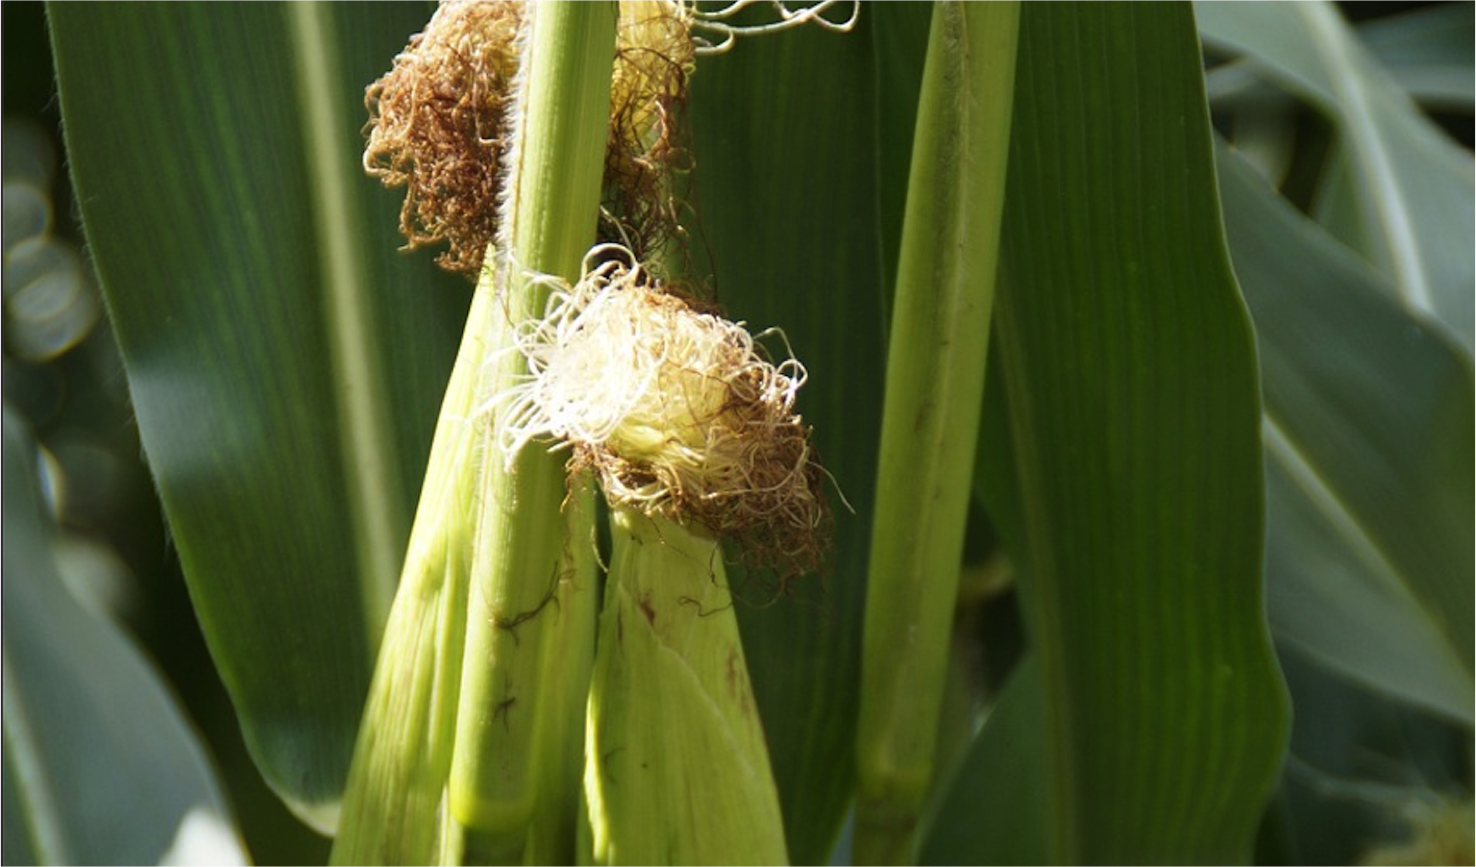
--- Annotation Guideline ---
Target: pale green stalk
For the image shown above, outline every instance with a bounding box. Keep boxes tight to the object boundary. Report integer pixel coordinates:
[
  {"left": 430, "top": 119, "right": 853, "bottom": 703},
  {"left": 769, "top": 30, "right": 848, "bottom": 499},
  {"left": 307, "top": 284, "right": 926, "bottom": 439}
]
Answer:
[
  {"left": 448, "top": 3, "right": 615, "bottom": 861},
  {"left": 584, "top": 508, "right": 788, "bottom": 866},
  {"left": 854, "top": 3, "right": 1020, "bottom": 865}
]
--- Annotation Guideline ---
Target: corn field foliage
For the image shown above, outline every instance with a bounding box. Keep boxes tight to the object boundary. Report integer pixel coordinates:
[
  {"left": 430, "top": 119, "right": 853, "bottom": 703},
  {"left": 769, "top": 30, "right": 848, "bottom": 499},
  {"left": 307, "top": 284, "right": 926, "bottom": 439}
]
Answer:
[{"left": 3, "top": 2, "right": 1472, "bottom": 865}]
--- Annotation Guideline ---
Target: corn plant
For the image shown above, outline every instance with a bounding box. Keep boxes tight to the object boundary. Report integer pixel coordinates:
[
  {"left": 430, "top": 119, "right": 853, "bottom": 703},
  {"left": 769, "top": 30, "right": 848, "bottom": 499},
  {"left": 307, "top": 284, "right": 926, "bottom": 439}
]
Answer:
[{"left": 5, "top": 1, "right": 1470, "bottom": 864}]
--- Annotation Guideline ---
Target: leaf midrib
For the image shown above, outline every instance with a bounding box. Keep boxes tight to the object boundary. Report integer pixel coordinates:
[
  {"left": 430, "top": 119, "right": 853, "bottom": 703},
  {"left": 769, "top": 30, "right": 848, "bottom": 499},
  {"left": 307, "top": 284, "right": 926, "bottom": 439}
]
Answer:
[
  {"left": 1261, "top": 413, "right": 1467, "bottom": 677},
  {"left": 287, "top": 4, "right": 401, "bottom": 644}
]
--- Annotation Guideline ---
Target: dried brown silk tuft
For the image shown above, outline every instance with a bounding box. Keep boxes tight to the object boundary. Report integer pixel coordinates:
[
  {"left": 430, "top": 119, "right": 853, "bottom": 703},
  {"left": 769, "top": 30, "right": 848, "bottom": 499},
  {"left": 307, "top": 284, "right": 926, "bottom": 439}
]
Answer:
[
  {"left": 363, "top": 1, "right": 856, "bottom": 277},
  {"left": 363, "top": 0, "right": 701, "bottom": 278},
  {"left": 363, "top": 0, "right": 522, "bottom": 277}
]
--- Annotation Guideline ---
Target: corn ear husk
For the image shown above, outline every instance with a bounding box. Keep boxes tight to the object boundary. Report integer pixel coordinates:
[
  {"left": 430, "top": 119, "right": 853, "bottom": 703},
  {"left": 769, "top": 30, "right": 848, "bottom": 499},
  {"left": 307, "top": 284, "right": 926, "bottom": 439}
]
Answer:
[
  {"left": 584, "top": 508, "right": 788, "bottom": 866},
  {"left": 329, "top": 283, "right": 491, "bottom": 866}
]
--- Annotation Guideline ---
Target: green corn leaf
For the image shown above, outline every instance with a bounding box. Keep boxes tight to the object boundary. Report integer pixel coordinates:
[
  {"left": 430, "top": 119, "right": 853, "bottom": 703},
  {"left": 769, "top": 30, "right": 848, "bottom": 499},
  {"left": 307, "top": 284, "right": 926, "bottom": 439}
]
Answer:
[
  {"left": 47, "top": 3, "right": 471, "bottom": 827},
  {"left": 973, "top": 4, "right": 1290, "bottom": 862},
  {"left": 919, "top": 655, "right": 1049, "bottom": 867},
  {"left": 1356, "top": 3, "right": 1474, "bottom": 109},
  {"left": 1195, "top": 0, "right": 1475, "bottom": 350}
]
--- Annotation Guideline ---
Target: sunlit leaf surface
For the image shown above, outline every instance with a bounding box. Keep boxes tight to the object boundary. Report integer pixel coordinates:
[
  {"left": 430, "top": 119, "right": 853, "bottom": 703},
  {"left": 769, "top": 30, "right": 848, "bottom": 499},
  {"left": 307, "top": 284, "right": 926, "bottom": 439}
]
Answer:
[{"left": 48, "top": 4, "right": 471, "bottom": 823}]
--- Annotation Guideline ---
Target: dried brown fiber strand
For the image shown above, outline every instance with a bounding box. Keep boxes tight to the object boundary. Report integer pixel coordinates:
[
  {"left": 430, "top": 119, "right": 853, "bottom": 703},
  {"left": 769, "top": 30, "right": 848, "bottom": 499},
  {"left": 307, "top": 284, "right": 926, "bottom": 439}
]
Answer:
[
  {"left": 364, "top": 0, "right": 707, "bottom": 282},
  {"left": 362, "top": 1, "right": 858, "bottom": 283},
  {"left": 363, "top": 0, "right": 522, "bottom": 277}
]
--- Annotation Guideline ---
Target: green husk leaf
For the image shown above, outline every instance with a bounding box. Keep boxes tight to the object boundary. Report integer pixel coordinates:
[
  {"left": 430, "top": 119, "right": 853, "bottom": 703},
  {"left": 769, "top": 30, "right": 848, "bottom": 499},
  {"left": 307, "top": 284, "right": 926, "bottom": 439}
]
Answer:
[{"left": 584, "top": 509, "right": 787, "bottom": 866}]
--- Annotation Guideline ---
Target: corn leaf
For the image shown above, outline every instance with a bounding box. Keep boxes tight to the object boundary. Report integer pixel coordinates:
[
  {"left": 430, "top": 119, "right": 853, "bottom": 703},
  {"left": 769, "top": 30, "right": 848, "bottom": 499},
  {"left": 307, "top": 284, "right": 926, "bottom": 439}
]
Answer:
[
  {"left": 1356, "top": 3, "right": 1474, "bottom": 109},
  {"left": 2, "top": 409, "right": 247, "bottom": 865},
  {"left": 47, "top": 4, "right": 471, "bottom": 825},
  {"left": 1217, "top": 143, "right": 1475, "bottom": 725},
  {"left": 1196, "top": 0, "right": 1475, "bottom": 350},
  {"left": 918, "top": 655, "right": 1049, "bottom": 866},
  {"left": 970, "top": 4, "right": 1290, "bottom": 861}
]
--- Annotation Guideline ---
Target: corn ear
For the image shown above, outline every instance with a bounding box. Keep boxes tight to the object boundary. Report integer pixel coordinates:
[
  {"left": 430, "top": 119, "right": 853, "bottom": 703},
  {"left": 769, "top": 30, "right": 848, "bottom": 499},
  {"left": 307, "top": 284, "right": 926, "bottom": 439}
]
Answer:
[{"left": 584, "top": 507, "right": 788, "bottom": 866}]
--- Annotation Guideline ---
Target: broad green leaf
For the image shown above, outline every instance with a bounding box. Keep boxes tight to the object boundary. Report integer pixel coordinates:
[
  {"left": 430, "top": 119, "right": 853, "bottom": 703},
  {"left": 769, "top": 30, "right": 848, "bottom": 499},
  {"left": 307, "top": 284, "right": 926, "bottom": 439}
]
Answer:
[
  {"left": 1194, "top": 0, "right": 1475, "bottom": 350},
  {"left": 977, "top": 4, "right": 1289, "bottom": 862},
  {"left": 3, "top": 408, "right": 247, "bottom": 866},
  {"left": 686, "top": 7, "right": 919, "bottom": 859},
  {"left": 1216, "top": 143, "right": 1475, "bottom": 725},
  {"left": 1216, "top": 1, "right": 1476, "bottom": 129},
  {"left": 48, "top": 4, "right": 470, "bottom": 825}
]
